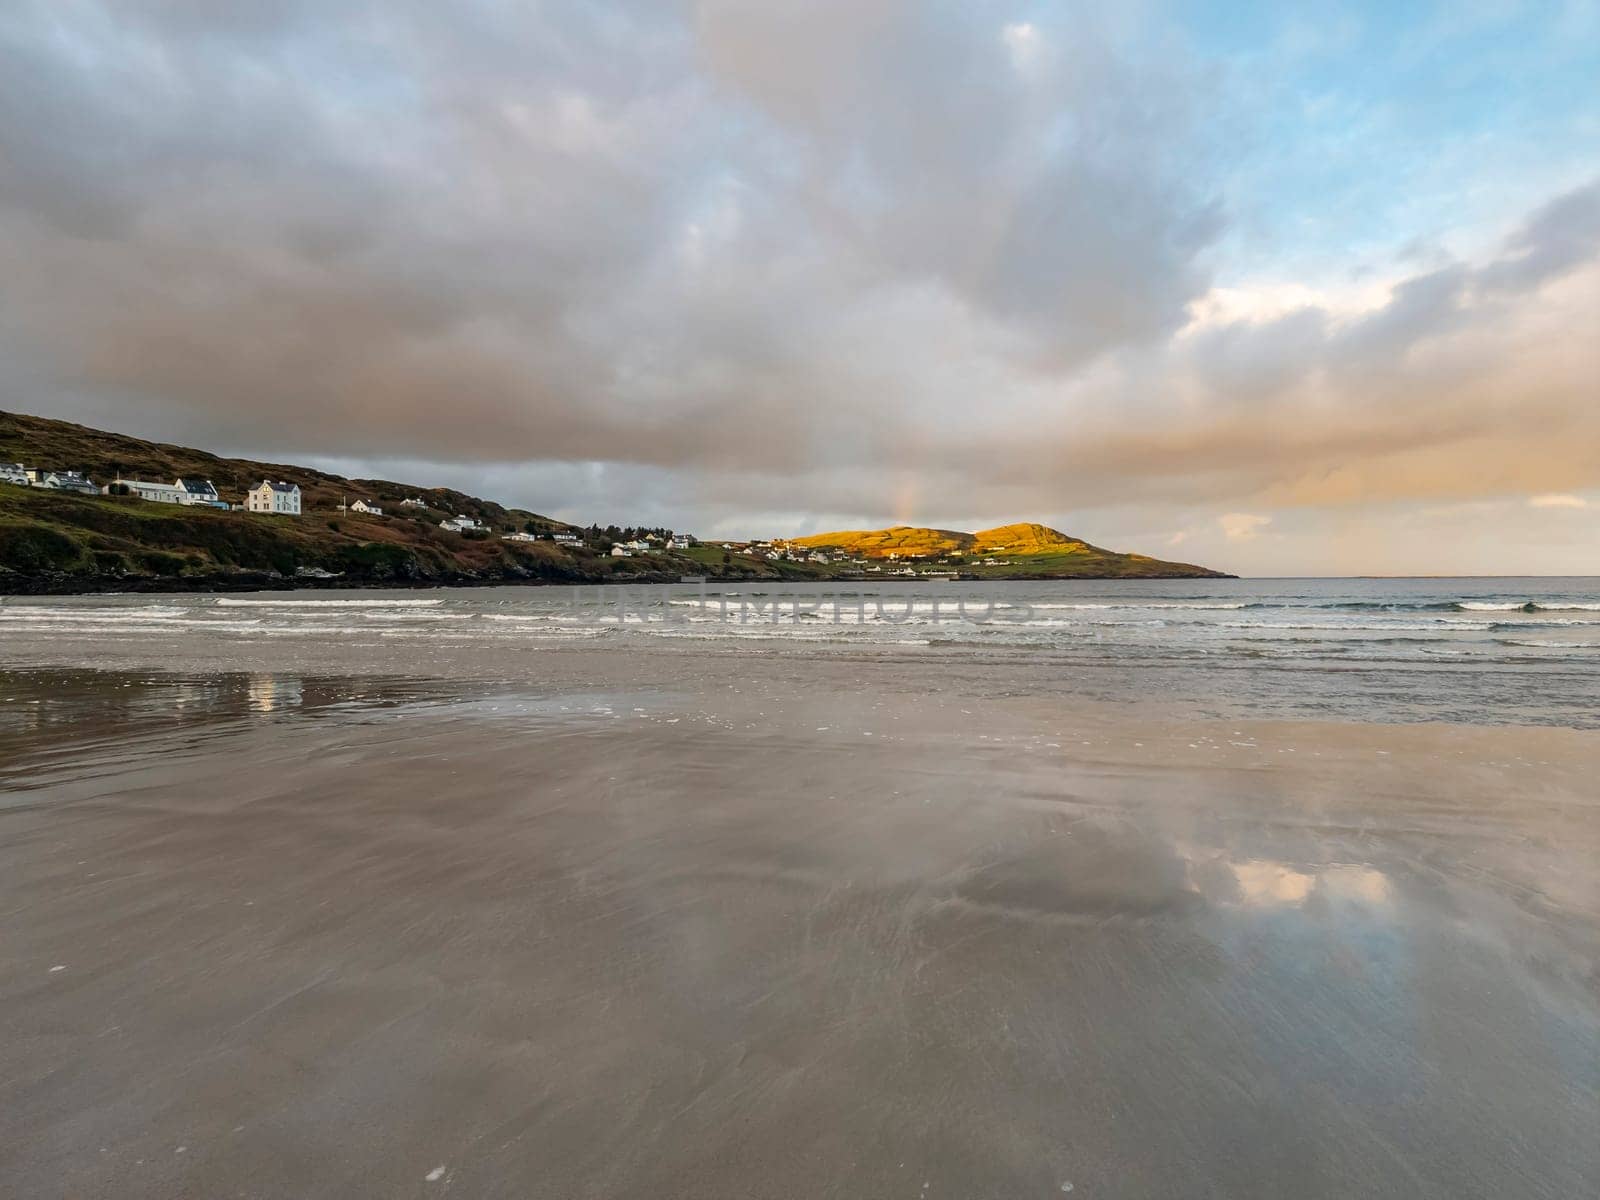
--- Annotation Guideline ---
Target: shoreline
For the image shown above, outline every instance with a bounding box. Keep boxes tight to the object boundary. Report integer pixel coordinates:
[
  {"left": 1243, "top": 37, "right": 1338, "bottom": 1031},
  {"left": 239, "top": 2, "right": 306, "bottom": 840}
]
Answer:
[{"left": 0, "top": 567, "right": 1237, "bottom": 596}]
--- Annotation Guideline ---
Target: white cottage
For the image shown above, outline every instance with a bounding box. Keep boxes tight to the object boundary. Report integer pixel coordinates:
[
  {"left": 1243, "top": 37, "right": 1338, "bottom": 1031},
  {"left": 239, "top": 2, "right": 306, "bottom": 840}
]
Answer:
[
  {"left": 176, "top": 478, "right": 224, "bottom": 506},
  {"left": 349, "top": 499, "right": 383, "bottom": 515},
  {"left": 247, "top": 480, "right": 302, "bottom": 515},
  {"left": 0, "top": 463, "right": 29, "bottom": 486},
  {"left": 29, "top": 469, "right": 99, "bottom": 495},
  {"left": 113, "top": 477, "right": 188, "bottom": 504}
]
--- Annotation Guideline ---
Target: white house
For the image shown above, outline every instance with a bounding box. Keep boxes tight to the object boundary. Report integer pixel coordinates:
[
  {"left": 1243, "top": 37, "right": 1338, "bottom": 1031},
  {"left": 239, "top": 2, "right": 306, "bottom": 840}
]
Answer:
[
  {"left": 111, "top": 477, "right": 188, "bottom": 504},
  {"left": 622, "top": 538, "right": 651, "bottom": 553},
  {"left": 247, "top": 480, "right": 301, "bottom": 515},
  {"left": 29, "top": 469, "right": 99, "bottom": 495},
  {"left": 502, "top": 531, "right": 538, "bottom": 542},
  {"left": 439, "top": 515, "right": 482, "bottom": 533},
  {"left": 349, "top": 499, "right": 384, "bottom": 515},
  {"left": 400, "top": 497, "right": 428, "bottom": 508},
  {"left": 610, "top": 545, "right": 633, "bottom": 557},
  {"left": 668, "top": 534, "right": 693, "bottom": 549},
  {"left": 0, "top": 463, "right": 29, "bottom": 486},
  {"left": 176, "top": 478, "right": 223, "bottom": 506},
  {"left": 551, "top": 532, "right": 580, "bottom": 544}
]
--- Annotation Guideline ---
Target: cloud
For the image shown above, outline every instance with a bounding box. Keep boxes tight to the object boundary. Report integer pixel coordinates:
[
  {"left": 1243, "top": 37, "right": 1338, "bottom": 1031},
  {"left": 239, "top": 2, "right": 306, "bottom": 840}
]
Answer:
[
  {"left": 1000, "top": 22, "right": 1041, "bottom": 74},
  {"left": 0, "top": 1, "right": 1222, "bottom": 456},
  {"left": 1478, "top": 180, "right": 1600, "bottom": 294},
  {"left": 1528, "top": 493, "right": 1589, "bottom": 509},
  {"left": 1218, "top": 513, "right": 1272, "bottom": 541}
]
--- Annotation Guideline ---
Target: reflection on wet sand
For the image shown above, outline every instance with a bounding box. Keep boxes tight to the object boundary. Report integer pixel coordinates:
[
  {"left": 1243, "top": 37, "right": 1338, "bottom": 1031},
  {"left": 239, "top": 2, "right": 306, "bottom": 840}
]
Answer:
[
  {"left": 246, "top": 674, "right": 303, "bottom": 713},
  {"left": 1211, "top": 857, "right": 1393, "bottom": 908},
  {"left": 1, "top": 667, "right": 1596, "bottom": 1199}
]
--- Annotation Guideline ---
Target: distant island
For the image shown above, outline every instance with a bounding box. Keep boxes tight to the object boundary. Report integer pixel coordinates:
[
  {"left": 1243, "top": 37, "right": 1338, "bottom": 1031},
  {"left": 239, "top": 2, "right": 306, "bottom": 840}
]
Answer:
[{"left": 0, "top": 410, "right": 1229, "bottom": 593}]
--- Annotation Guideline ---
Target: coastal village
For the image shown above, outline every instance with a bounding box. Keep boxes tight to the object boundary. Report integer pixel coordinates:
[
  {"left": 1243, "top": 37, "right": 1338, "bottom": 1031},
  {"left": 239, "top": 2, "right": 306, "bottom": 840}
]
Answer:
[
  {"left": 0, "top": 459, "right": 707, "bottom": 557},
  {"left": 1, "top": 462, "right": 939, "bottom": 571},
  {"left": 0, "top": 461, "right": 1149, "bottom": 580},
  {"left": 4, "top": 462, "right": 310, "bottom": 514},
  {"left": 0, "top": 463, "right": 952, "bottom": 571},
  {"left": 0, "top": 412, "right": 1223, "bottom": 586}
]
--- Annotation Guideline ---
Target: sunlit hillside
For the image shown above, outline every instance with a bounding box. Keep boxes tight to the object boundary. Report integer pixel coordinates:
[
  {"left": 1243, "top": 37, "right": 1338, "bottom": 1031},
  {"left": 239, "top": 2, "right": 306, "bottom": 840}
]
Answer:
[
  {"left": 788, "top": 522, "right": 1225, "bottom": 577},
  {"left": 794, "top": 521, "right": 1100, "bottom": 559},
  {"left": 789, "top": 525, "right": 969, "bottom": 558}
]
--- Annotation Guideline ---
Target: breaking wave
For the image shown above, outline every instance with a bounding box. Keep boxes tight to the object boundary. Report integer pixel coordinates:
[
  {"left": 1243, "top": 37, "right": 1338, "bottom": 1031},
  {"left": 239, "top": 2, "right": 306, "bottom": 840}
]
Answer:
[{"left": 215, "top": 597, "right": 445, "bottom": 607}]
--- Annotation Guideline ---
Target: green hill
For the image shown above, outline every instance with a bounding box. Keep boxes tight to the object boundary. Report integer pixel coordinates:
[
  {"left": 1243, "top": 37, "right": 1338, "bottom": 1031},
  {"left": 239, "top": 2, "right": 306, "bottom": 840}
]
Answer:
[
  {"left": 788, "top": 525, "right": 970, "bottom": 558},
  {"left": 791, "top": 522, "right": 1225, "bottom": 578},
  {"left": 0, "top": 410, "right": 814, "bottom": 592}
]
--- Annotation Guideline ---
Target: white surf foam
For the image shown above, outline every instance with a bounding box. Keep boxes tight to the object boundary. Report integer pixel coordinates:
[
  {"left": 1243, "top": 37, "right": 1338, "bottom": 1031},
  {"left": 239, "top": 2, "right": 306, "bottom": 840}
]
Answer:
[{"left": 215, "top": 597, "right": 445, "bottom": 608}]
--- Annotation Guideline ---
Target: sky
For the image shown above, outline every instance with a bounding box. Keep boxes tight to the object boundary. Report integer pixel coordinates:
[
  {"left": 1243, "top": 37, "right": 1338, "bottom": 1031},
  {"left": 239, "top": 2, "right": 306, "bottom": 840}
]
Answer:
[{"left": 1, "top": 0, "right": 1597, "bottom": 575}]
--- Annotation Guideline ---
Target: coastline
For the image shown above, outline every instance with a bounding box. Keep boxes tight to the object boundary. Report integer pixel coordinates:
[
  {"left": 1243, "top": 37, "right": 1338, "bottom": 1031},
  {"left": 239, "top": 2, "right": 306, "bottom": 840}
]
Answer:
[{"left": 0, "top": 565, "right": 1236, "bottom": 596}]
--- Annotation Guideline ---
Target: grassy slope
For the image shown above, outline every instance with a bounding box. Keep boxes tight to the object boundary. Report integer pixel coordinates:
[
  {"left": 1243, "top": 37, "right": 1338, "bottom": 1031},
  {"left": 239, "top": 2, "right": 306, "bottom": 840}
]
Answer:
[
  {"left": 0, "top": 409, "right": 555, "bottom": 531},
  {"left": 0, "top": 484, "right": 578, "bottom": 584},
  {"left": 0, "top": 410, "right": 833, "bottom": 591},
  {"left": 789, "top": 525, "right": 971, "bottom": 558}
]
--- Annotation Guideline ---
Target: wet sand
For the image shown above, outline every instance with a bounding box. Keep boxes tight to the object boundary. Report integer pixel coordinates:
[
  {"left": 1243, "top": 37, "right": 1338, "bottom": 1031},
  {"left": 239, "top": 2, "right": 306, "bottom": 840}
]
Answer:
[{"left": 1, "top": 659, "right": 1597, "bottom": 1198}]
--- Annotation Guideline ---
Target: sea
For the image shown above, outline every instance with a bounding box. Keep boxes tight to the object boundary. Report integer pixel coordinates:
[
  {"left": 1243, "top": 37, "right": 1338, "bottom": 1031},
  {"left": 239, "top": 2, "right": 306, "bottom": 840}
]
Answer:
[{"left": 3, "top": 576, "right": 1597, "bottom": 728}]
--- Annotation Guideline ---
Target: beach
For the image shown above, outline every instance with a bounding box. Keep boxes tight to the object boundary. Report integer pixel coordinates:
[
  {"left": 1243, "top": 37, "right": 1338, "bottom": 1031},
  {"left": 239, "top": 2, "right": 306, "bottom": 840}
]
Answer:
[
  {"left": 2, "top": 583, "right": 1598, "bottom": 1197},
  {"left": 6, "top": 0, "right": 1597, "bottom": 1192}
]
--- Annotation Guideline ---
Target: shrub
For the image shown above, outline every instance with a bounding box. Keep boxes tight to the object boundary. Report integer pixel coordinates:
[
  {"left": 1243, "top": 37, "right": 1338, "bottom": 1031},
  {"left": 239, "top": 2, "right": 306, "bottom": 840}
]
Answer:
[
  {"left": 336, "top": 542, "right": 417, "bottom": 579},
  {"left": 138, "top": 550, "right": 187, "bottom": 575},
  {"left": 0, "top": 524, "right": 86, "bottom": 572}
]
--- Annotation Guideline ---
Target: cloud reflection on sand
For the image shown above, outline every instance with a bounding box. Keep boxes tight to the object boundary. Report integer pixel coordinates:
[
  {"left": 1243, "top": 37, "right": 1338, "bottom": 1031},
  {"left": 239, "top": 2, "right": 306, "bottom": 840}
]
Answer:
[
  {"left": 1181, "top": 846, "right": 1394, "bottom": 911},
  {"left": 1232, "top": 860, "right": 1392, "bottom": 908}
]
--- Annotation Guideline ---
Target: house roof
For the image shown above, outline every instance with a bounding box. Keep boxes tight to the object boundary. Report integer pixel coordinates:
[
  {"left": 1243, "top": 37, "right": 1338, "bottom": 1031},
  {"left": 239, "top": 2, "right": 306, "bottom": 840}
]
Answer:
[
  {"left": 254, "top": 480, "right": 300, "bottom": 493},
  {"left": 177, "top": 478, "right": 218, "bottom": 493}
]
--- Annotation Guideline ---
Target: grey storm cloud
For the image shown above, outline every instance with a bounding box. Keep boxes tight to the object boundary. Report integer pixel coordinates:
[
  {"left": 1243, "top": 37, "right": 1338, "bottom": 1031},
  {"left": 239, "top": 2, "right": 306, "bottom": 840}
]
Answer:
[
  {"left": 0, "top": 0, "right": 1596, "bottom": 538},
  {"left": 0, "top": 2, "right": 1218, "bottom": 454}
]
